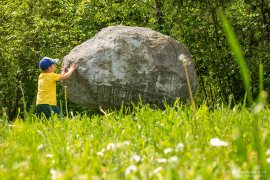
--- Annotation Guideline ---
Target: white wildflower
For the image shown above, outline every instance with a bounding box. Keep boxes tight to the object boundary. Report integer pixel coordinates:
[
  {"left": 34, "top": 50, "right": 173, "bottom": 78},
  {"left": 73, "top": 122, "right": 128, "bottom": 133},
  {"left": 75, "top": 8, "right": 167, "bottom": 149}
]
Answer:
[
  {"left": 178, "top": 54, "right": 190, "bottom": 65},
  {"left": 37, "top": 144, "right": 44, "bottom": 151},
  {"left": 210, "top": 138, "right": 229, "bottom": 147},
  {"left": 253, "top": 103, "right": 264, "bottom": 114},
  {"left": 157, "top": 158, "right": 167, "bottom": 163},
  {"left": 153, "top": 167, "right": 163, "bottom": 174},
  {"left": 178, "top": 54, "right": 186, "bottom": 61},
  {"left": 186, "top": 132, "right": 189, "bottom": 139},
  {"left": 183, "top": 58, "right": 188, "bottom": 64},
  {"left": 66, "top": 143, "right": 70, "bottom": 151},
  {"left": 46, "top": 154, "right": 53, "bottom": 158},
  {"left": 97, "top": 152, "right": 104, "bottom": 156},
  {"left": 168, "top": 156, "right": 178, "bottom": 162},
  {"left": 130, "top": 154, "right": 141, "bottom": 162},
  {"left": 37, "top": 130, "right": 44, "bottom": 137},
  {"left": 123, "top": 141, "right": 130, "bottom": 146},
  {"left": 125, "top": 165, "right": 137, "bottom": 175},
  {"left": 113, "top": 141, "right": 130, "bottom": 149},
  {"left": 89, "top": 134, "right": 94, "bottom": 139},
  {"left": 50, "top": 169, "right": 62, "bottom": 180},
  {"left": 115, "top": 142, "right": 123, "bottom": 148},
  {"left": 107, "top": 143, "right": 116, "bottom": 151},
  {"left": 231, "top": 169, "right": 241, "bottom": 178},
  {"left": 266, "top": 149, "right": 270, "bottom": 155},
  {"left": 50, "top": 169, "right": 57, "bottom": 180},
  {"left": 176, "top": 143, "right": 184, "bottom": 151},
  {"left": 164, "top": 148, "right": 173, "bottom": 154},
  {"left": 101, "top": 148, "right": 106, "bottom": 153},
  {"left": 12, "top": 161, "right": 29, "bottom": 169},
  {"left": 267, "top": 158, "right": 270, "bottom": 164}
]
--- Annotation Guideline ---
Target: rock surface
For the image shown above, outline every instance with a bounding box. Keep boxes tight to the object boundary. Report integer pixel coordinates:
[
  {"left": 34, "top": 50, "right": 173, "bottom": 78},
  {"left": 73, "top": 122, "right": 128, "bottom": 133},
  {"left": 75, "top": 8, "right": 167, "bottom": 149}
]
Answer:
[{"left": 62, "top": 25, "right": 197, "bottom": 109}]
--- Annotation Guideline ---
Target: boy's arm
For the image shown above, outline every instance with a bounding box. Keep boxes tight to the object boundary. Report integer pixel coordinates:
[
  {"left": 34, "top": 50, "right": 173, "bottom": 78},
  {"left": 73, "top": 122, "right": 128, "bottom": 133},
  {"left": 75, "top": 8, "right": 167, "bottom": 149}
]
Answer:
[{"left": 60, "top": 64, "right": 77, "bottom": 80}]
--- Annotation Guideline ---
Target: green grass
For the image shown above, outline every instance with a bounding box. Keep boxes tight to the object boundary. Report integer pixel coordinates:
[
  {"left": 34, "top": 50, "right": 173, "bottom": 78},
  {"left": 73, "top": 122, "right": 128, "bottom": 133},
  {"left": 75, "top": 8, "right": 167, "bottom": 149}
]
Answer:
[{"left": 1, "top": 103, "right": 270, "bottom": 179}]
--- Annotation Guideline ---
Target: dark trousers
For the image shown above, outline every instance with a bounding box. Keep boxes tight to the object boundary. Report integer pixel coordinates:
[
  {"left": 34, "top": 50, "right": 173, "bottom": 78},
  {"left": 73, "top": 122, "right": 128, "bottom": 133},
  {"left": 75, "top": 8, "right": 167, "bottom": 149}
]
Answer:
[{"left": 36, "top": 104, "right": 60, "bottom": 119}]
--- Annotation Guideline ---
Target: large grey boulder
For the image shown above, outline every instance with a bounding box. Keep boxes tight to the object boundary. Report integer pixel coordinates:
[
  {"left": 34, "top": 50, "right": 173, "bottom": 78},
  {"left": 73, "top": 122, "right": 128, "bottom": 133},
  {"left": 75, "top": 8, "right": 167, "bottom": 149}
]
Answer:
[{"left": 62, "top": 25, "right": 197, "bottom": 109}]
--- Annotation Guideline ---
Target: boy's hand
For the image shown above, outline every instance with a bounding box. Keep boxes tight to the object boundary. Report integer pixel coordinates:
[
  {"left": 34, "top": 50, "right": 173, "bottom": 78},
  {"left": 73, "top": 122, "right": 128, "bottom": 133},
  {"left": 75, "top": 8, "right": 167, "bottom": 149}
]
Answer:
[
  {"left": 60, "top": 64, "right": 77, "bottom": 80},
  {"left": 62, "top": 64, "right": 77, "bottom": 72},
  {"left": 69, "top": 63, "right": 77, "bottom": 71}
]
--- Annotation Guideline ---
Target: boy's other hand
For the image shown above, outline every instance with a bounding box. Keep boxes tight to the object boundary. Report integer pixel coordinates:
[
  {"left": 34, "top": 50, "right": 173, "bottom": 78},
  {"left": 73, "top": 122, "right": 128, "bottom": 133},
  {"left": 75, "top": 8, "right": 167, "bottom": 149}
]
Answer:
[{"left": 69, "top": 63, "right": 77, "bottom": 70}]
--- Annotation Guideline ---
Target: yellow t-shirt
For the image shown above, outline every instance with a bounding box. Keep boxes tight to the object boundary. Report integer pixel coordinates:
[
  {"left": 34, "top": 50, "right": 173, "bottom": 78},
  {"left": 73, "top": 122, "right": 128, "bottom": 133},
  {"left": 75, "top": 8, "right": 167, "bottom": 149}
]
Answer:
[{"left": 36, "top": 73, "right": 61, "bottom": 105}]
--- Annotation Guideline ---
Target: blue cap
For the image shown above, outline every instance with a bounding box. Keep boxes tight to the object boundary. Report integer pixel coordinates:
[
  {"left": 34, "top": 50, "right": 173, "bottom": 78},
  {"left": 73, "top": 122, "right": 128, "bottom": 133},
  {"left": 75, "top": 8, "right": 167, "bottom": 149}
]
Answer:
[{"left": 39, "top": 57, "right": 59, "bottom": 70}]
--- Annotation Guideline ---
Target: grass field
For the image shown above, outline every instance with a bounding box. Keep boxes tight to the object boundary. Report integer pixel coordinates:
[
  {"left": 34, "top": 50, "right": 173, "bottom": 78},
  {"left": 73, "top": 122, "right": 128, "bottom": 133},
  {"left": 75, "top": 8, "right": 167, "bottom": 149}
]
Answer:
[
  {"left": 1, "top": 7, "right": 269, "bottom": 180},
  {"left": 1, "top": 102, "right": 270, "bottom": 179}
]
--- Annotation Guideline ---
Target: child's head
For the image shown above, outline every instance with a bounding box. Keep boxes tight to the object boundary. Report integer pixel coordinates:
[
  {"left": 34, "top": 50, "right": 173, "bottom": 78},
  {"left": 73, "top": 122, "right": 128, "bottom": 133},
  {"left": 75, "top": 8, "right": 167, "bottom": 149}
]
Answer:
[{"left": 39, "top": 57, "right": 59, "bottom": 72}]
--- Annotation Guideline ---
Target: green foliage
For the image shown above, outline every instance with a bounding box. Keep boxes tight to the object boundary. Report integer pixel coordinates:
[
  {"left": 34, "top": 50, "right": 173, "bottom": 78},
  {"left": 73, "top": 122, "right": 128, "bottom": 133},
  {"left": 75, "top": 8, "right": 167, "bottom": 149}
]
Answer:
[
  {"left": 0, "top": 104, "right": 270, "bottom": 178},
  {"left": 0, "top": 0, "right": 270, "bottom": 119}
]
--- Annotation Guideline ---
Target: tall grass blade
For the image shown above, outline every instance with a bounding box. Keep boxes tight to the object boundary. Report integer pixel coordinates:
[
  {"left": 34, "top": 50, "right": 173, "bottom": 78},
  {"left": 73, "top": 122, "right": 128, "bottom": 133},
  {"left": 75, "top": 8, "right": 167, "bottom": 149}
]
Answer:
[
  {"left": 256, "top": 63, "right": 267, "bottom": 109},
  {"left": 19, "top": 82, "right": 27, "bottom": 120},
  {"left": 259, "top": 63, "right": 263, "bottom": 94},
  {"left": 253, "top": 63, "right": 267, "bottom": 113},
  {"left": 64, "top": 86, "right": 69, "bottom": 118},
  {"left": 219, "top": 12, "right": 253, "bottom": 107}
]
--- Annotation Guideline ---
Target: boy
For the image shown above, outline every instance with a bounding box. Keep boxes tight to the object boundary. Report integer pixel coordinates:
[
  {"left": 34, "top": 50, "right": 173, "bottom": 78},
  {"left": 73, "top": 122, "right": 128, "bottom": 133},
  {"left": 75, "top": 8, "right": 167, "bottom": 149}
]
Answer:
[{"left": 36, "top": 57, "right": 77, "bottom": 118}]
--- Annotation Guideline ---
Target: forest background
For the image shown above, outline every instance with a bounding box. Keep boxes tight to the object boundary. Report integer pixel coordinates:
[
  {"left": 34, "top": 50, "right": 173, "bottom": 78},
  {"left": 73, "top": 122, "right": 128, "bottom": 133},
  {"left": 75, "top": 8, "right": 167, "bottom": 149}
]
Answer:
[{"left": 1, "top": 0, "right": 270, "bottom": 120}]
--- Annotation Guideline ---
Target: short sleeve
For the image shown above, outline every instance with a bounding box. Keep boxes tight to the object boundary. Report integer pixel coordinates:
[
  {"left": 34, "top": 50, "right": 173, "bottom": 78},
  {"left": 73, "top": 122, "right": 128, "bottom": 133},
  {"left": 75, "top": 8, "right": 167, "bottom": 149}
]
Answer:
[{"left": 49, "top": 73, "right": 60, "bottom": 81}]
